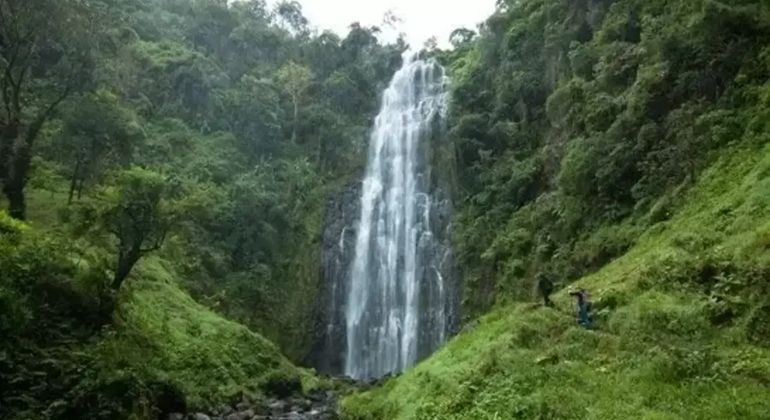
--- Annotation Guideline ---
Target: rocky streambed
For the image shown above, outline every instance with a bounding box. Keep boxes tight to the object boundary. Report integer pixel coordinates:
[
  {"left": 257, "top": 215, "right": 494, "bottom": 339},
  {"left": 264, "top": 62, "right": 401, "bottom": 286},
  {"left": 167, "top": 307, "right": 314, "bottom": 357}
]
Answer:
[
  {"left": 168, "top": 391, "right": 339, "bottom": 420},
  {"left": 168, "top": 389, "right": 339, "bottom": 420},
  {"left": 163, "top": 374, "right": 402, "bottom": 420}
]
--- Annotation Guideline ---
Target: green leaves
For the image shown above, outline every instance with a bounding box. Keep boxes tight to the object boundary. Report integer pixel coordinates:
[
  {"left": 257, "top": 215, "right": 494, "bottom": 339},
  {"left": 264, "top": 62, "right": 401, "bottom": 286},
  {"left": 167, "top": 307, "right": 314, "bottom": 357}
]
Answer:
[{"left": 446, "top": 0, "right": 770, "bottom": 312}]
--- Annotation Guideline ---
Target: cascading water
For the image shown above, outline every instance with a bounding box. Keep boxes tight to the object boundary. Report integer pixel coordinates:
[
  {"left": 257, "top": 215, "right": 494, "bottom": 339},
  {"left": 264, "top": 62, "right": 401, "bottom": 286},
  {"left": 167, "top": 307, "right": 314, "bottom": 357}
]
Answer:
[{"left": 343, "top": 53, "right": 455, "bottom": 380}]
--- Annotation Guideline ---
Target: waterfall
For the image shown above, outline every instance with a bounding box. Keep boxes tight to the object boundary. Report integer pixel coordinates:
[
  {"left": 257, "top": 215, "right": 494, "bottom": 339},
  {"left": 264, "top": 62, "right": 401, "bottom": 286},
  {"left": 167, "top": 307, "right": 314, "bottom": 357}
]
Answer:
[{"left": 344, "top": 53, "right": 453, "bottom": 380}]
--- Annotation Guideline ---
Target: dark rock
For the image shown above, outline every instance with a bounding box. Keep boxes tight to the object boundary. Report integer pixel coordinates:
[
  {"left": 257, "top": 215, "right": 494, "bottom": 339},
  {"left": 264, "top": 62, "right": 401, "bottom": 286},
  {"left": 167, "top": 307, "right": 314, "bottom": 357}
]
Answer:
[
  {"left": 168, "top": 414, "right": 184, "bottom": 420},
  {"left": 224, "top": 409, "right": 253, "bottom": 420},
  {"left": 262, "top": 376, "right": 302, "bottom": 399},
  {"left": 268, "top": 400, "right": 287, "bottom": 414},
  {"left": 154, "top": 382, "right": 187, "bottom": 420},
  {"left": 288, "top": 397, "right": 311, "bottom": 412},
  {"left": 307, "top": 390, "right": 326, "bottom": 403},
  {"left": 307, "top": 181, "right": 361, "bottom": 375},
  {"left": 235, "top": 401, "right": 250, "bottom": 412},
  {"left": 214, "top": 405, "right": 233, "bottom": 416},
  {"left": 320, "top": 412, "right": 338, "bottom": 420}
]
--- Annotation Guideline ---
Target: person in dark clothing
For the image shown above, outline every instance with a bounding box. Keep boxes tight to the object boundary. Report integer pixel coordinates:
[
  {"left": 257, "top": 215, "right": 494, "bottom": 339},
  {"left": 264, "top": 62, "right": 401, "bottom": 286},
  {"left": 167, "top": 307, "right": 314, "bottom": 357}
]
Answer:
[
  {"left": 536, "top": 273, "right": 554, "bottom": 307},
  {"left": 569, "top": 288, "right": 593, "bottom": 329}
]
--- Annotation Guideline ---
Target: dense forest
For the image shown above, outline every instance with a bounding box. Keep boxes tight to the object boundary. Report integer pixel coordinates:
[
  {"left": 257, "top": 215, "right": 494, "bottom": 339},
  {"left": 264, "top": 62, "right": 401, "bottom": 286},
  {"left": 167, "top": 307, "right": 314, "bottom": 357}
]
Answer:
[
  {"left": 3, "top": 0, "right": 770, "bottom": 419},
  {"left": 347, "top": 0, "right": 770, "bottom": 417},
  {"left": 1, "top": 0, "right": 406, "bottom": 417},
  {"left": 1, "top": 0, "right": 407, "bottom": 350},
  {"left": 441, "top": 0, "right": 770, "bottom": 317}
]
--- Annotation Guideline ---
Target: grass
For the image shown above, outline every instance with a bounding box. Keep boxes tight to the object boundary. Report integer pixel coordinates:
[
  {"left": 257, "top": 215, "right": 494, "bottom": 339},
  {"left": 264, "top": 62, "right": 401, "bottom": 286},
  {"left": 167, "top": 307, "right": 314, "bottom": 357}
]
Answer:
[
  {"left": 95, "top": 256, "right": 301, "bottom": 409},
  {"left": 2, "top": 185, "right": 308, "bottom": 413},
  {"left": 342, "top": 143, "right": 770, "bottom": 419}
]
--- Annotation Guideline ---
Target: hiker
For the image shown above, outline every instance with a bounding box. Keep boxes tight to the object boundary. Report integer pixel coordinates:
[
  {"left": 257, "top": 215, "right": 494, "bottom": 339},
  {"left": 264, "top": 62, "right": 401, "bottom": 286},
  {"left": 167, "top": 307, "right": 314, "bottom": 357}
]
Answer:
[
  {"left": 536, "top": 273, "right": 554, "bottom": 307},
  {"left": 569, "top": 288, "right": 594, "bottom": 329}
]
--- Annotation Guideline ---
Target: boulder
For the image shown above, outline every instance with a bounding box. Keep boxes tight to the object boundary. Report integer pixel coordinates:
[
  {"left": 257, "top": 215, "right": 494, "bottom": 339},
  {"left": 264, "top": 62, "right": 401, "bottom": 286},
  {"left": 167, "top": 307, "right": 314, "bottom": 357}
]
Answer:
[
  {"left": 262, "top": 376, "right": 303, "bottom": 399},
  {"left": 214, "top": 405, "right": 233, "bottom": 416},
  {"left": 224, "top": 409, "right": 253, "bottom": 420},
  {"left": 268, "top": 400, "right": 287, "bottom": 414}
]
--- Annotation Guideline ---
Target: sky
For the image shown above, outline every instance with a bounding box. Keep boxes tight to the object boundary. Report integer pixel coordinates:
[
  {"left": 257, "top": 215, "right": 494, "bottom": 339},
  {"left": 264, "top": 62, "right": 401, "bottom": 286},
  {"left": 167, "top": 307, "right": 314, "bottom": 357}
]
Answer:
[{"left": 281, "top": 0, "right": 497, "bottom": 49}]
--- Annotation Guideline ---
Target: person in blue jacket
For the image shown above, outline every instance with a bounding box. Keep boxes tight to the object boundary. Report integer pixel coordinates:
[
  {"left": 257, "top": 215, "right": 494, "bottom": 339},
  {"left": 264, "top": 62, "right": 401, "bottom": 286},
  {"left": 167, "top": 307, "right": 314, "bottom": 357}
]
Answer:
[{"left": 569, "top": 288, "right": 594, "bottom": 329}]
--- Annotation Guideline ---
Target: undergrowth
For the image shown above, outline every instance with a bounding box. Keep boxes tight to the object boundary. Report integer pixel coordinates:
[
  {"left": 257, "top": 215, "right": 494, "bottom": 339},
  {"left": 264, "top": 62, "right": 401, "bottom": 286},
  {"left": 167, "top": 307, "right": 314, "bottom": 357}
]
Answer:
[
  {"left": 0, "top": 207, "right": 303, "bottom": 420},
  {"left": 342, "top": 144, "right": 770, "bottom": 419}
]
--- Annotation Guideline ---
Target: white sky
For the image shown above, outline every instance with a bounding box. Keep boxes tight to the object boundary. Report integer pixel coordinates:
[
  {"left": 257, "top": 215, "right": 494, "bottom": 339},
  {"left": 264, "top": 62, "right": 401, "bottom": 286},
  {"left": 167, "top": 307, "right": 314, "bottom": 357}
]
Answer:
[{"left": 284, "top": 0, "right": 496, "bottom": 49}]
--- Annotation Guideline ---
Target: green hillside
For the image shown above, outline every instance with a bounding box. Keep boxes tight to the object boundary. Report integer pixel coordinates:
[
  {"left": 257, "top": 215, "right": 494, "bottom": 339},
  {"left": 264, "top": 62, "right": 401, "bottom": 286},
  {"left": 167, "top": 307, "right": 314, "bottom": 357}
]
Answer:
[
  {"left": 342, "top": 142, "right": 770, "bottom": 420},
  {"left": 4, "top": 0, "right": 770, "bottom": 419},
  {"left": 1, "top": 0, "right": 399, "bottom": 417},
  {"left": 343, "top": 0, "right": 770, "bottom": 417},
  {"left": 0, "top": 211, "right": 302, "bottom": 419}
]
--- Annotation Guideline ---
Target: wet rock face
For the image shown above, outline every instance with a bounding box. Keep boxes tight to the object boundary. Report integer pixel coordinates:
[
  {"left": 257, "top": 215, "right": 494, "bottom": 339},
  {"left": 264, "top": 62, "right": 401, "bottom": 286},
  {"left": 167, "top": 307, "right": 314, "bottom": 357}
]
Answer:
[
  {"left": 307, "top": 173, "right": 461, "bottom": 379},
  {"left": 262, "top": 376, "right": 303, "bottom": 399},
  {"left": 306, "top": 181, "right": 361, "bottom": 375}
]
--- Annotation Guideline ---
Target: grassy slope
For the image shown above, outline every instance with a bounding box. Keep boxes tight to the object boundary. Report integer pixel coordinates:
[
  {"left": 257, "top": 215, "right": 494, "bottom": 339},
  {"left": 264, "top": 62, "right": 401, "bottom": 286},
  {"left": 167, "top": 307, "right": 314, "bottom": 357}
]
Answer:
[
  {"left": 342, "top": 144, "right": 770, "bottom": 419},
  {"left": 2, "top": 190, "right": 304, "bottom": 410},
  {"left": 97, "top": 256, "right": 301, "bottom": 408}
]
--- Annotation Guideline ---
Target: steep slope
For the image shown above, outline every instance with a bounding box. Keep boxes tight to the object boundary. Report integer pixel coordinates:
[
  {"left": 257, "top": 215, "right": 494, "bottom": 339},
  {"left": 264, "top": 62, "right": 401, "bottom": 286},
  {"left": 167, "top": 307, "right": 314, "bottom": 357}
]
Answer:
[
  {"left": 342, "top": 144, "right": 770, "bottom": 418},
  {"left": 442, "top": 0, "right": 770, "bottom": 320},
  {"left": 97, "top": 256, "right": 301, "bottom": 407},
  {"left": 0, "top": 211, "right": 302, "bottom": 420}
]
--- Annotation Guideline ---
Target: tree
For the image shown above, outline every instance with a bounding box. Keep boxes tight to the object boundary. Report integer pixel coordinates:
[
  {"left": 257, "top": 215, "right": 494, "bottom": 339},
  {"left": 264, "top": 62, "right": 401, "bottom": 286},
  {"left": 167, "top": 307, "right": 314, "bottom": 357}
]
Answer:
[
  {"left": 382, "top": 10, "right": 402, "bottom": 30},
  {"left": 275, "top": 1, "right": 308, "bottom": 34},
  {"left": 449, "top": 28, "right": 477, "bottom": 49},
  {"left": 423, "top": 36, "right": 439, "bottom": 52},
  {"left": 0, "top": 0, "right": 102, "bottom": 219},
  {"left": 59, "top": 90, "right": 144, "bottom": 203},
  {"left": 215, "top": 76, "right": 283, "bottom": 161},
  {"left": 99, "top": 168, "right": 172, "bottom": 291},
  {"left": 276, "top": 61, "right": 312, "bottom": 144}
]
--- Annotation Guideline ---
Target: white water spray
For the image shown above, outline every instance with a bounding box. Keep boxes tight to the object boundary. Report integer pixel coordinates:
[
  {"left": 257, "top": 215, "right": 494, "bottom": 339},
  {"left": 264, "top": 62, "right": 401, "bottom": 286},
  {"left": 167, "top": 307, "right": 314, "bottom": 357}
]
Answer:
[{"left": 344, "top": 53, "right": 451, "bottom": 379}]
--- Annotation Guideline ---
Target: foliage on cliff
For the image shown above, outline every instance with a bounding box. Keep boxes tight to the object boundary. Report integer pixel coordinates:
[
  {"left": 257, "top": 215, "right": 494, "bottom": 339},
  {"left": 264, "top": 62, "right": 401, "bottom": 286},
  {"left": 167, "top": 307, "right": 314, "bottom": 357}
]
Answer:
[
  {"left": 343, "top": 0, "right": 770, "bottom": 418},
  {"left": 2, "top": 0, "right": 407, "bottom": 358},
  {"left": 439, "top": 0, "right": 770, "bottom": 318},
  {"left": 343, "top": 136, "right": 770, "bottom": 420},
  {"left": 0, "top": 210, "right": 303, "bottom": 420},
  {"left": 1, "top": 0, "right": 408, "bottom": 417}
]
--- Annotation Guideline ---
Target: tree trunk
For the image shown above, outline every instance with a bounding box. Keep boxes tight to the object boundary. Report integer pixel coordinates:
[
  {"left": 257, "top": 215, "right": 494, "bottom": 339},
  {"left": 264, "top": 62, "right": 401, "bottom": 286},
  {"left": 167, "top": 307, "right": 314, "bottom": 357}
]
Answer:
[
  {"left": 112, "top": 246, "right": 142, "bottom": 291},
  {"left": 4, "top": 140, "right": 32, "bottom": 220},
  {"left": 0, "top": 118, "right": 20, "bottom": 192},
  {"left": 2, "top": 180, "right": 26, "bottom": 220},
  {"left": 77, "top": 176, "right": 85, "bottom": 200},
  {"left": 292, "top": 96, "right": 299, "bottom": 144},
  {"left": 68, "top": 158, "right": 82, "bottom": 205}
]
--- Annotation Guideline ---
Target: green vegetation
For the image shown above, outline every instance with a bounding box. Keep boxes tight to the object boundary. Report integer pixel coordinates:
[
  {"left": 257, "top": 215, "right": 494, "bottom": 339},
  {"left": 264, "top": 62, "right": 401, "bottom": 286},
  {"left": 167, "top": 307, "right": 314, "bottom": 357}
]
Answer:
[
  {"left": 1, "top": 0, "right": 406, "bottom": 418},
  {"left": 342, "top": 0, "right": 770, "bottom": 418},
  {"left": 342, "top": 142, "right": 770, "bottom": 420},
  {"left": 4, "top": 0, "right": 770, "bottom": 418},
  {"left": 0, "top": 211, "right": 302, "bottom": 419},
  {"left": 439, "top": 0, "right": 770, "bottom": 319}
]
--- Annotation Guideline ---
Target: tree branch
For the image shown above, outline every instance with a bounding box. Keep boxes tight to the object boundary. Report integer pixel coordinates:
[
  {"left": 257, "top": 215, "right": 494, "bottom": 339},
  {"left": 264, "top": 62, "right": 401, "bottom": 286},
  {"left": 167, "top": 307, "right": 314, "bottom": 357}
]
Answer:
[
  {"left": 11, "top": 65, "right": 25, "bottom": 113},
  {"left": 23, "top": 57, "right": 82, "bottom": 147},
  {"left": 1, "top": 75, "right": 11, "bottom": 118}
]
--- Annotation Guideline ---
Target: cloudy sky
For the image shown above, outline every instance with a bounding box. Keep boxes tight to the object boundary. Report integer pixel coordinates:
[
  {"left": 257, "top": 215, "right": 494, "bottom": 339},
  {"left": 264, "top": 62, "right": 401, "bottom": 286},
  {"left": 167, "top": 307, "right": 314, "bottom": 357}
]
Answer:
[{"left": 284, "top": 0, "right": 497, "bottom": 48}]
